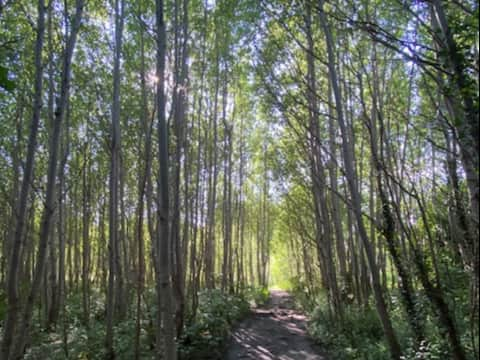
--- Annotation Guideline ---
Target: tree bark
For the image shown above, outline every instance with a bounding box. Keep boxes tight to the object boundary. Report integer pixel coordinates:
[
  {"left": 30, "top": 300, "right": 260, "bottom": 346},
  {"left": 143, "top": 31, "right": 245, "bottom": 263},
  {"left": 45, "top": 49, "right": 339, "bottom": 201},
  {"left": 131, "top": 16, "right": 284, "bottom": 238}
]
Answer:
[
  {"left": 134, "top": 5, "right": 150, "bottom": 358},
  {"left": 106, "top": 0, "right": 124, "bottom": 356},
  {"left": 155, "top": 0, "right": 177, "bottom": 357},
  {"left": 82, "top": 143, "right": 91, "bottom": 328}
]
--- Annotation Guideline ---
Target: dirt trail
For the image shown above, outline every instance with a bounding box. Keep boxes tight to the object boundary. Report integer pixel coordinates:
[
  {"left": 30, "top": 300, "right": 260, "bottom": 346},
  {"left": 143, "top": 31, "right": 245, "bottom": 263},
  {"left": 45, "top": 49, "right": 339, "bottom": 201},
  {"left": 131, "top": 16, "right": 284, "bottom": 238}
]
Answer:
[{"left": 224, "top": 290, "right": 327, "bottom": 360}]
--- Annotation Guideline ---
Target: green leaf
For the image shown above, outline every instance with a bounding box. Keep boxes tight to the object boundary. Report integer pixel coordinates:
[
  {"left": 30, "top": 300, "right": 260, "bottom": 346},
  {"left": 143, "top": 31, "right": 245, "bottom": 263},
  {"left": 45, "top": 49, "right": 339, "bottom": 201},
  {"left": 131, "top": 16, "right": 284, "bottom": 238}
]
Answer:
[{"left": 0, "top": 65, "right": 15, "bottom": 92}]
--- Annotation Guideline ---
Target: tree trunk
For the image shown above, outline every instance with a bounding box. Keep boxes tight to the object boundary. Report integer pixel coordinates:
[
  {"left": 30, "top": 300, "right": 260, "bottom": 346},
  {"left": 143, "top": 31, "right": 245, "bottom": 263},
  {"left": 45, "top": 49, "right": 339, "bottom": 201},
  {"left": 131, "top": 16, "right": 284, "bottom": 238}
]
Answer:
[
  {"left": 155, "top": 0, "right": 177, "bottom": 357},
  {"left": 82, "top": 143, "right": 91, "bottom": 328},
  {"left": 106, "top": 0, "right": 124, "bottom": 356},
  {"left": 205, "top": 42, "right": 220, "bottom": 290},
  {"left": 134, "top": 5, "right": 150, "bottom": 357}
]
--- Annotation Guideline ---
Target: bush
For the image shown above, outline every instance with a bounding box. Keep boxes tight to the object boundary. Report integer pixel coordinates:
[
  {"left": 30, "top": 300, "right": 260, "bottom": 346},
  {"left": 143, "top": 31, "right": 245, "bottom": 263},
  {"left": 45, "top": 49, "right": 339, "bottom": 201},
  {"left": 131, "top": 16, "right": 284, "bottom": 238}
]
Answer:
[
  {"left": 286, "top": 276, "right": 324, "bottom": 311},
  {"left": 306, "top": 292, "right": 475, "bottom": 360},
  {"left": 244, "top": 286, "right": 270, "bottom": 306},
  {"left": 308, "top": 302, "right": 388, "bottom": 360},
  {"left": 401, "top": 340, "right": 448, "bottom": 360},
  {"left": 179, "top": 289, "right": 250, "bottom": 360}
]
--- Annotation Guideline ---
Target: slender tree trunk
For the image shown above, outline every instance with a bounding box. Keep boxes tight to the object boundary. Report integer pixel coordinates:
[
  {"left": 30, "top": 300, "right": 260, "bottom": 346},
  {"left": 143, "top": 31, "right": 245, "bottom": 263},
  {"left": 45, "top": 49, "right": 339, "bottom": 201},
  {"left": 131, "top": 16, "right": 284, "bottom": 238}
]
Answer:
[
  {"left": 73, "top": 185, "right": 80, "bottom": 291},
  {"left": 51, "top": 95, "right": 70, "bottom": 329},
  {"left": 45, "top": 2, "right": 58, "bottom": 329},
  {"left": 221, "top": 67, "right": 233, "bottom": 293},
  {"left": 106, "top": 0, "right": 124, "bottom": 356},
  {"left": 188, "top": 3, "right": 207, "bottom": 318},
  {"left": 82, "top": 143, "right": 91, "bottom": 328},
  {"left": 155, "top": 0, "right": 176, "bottom": 357},
  {"left": 134, "top": 6, "right": 150, "bottom": 357},
  {"left": 205, "top": 41, "right": 220, "bottom": 290},
  {"left": 171, "top": 0, "right": 189, "bottom": 337},
  {"left": 117, "top": 159, "right": 126, "bottom": 318},
  {"left": 237, "top": 116, "right": 246, "bottom": 291},
  {"left": 327, "top": 82, "right": 348, "bottom": 290}
]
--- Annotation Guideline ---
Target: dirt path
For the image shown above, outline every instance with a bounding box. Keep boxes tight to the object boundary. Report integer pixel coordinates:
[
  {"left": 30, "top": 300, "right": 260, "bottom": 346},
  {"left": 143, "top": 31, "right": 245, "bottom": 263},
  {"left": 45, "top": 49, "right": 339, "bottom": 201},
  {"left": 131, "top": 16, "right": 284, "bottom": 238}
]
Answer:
[{"left": 224, "top": 290, "right": 327, "bottom": 360}]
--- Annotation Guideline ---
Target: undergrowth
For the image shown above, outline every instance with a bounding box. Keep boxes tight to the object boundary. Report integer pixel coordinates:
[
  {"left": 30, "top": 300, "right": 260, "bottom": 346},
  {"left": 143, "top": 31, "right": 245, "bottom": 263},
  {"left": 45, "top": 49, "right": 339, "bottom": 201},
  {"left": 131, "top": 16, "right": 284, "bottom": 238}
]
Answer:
[
  {"left": 289, "top": 274, "right": 478, "bottom": 360},
  {"left": 0, "top": 286, "right": 269, "bottom": 359},
  {"left": 178, "top": 289, "right": 251, "bottom": 359}
]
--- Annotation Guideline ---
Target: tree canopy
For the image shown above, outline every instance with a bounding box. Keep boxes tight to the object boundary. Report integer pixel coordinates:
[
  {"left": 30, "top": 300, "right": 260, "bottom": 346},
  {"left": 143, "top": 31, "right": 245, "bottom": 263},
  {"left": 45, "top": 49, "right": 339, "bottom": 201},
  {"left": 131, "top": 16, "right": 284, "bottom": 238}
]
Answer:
[{"left": 0, "top": 0, "right": 478, "bottom": 359}]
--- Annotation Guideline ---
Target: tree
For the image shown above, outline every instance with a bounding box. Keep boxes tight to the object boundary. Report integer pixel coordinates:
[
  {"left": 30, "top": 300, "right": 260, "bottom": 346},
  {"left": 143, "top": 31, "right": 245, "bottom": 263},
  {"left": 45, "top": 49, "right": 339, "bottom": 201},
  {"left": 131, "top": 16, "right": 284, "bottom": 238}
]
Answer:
[{"left": 155, "top": 0, "right": 176, "bottom": 357}]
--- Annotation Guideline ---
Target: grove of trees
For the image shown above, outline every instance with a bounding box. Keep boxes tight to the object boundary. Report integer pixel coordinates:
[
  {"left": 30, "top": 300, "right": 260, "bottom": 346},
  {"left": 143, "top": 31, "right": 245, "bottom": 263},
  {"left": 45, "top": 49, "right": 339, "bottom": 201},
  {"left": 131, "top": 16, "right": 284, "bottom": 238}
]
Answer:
[{"left": 0, "top": 0, "right": 478, "bottom": 359}]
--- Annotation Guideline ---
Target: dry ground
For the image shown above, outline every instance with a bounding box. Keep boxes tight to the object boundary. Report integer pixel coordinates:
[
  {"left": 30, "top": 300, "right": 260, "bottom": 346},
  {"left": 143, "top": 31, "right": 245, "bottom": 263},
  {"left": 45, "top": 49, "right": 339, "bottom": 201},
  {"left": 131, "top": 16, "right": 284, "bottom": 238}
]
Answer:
[{"left": 224, "top": 290, "right": 327, "bottom": 360}]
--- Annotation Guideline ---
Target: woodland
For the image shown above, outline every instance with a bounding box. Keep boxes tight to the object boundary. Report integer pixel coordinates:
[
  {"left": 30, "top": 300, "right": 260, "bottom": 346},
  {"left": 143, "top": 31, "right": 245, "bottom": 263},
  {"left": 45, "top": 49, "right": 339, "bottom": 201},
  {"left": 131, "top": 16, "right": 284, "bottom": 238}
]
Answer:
[{"left": 0, "top": 0, "right": 478, "bottom": 359}]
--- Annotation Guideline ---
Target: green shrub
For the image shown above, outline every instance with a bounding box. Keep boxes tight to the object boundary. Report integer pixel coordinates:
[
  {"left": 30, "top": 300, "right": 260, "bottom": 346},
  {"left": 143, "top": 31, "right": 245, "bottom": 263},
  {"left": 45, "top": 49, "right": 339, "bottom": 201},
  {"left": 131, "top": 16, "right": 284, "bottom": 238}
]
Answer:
[
  {"left": 308, "top": 302, "right": 388, "bottom": 360},
  {"left": 289, "top": 276, "right": 322, "bottom": 311},
  {"left": 306, "top": 291, "right": 476, "bottom": 360},
  {"left": 179, "top": 289, "right": 250, "bottom": 360},
  {"left": 401, "top": 340, "right": 448, "bottom": 360},
  {"left": 244, "top": 286, "right": 269, "bottom": 306}
]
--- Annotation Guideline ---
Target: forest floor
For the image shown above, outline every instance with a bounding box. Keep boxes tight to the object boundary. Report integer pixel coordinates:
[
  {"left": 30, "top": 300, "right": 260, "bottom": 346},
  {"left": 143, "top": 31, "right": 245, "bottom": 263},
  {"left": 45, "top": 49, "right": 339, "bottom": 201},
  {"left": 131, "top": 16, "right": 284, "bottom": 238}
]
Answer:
[{"left": 223, "top": 290, "right": 327, "bottom": 360}]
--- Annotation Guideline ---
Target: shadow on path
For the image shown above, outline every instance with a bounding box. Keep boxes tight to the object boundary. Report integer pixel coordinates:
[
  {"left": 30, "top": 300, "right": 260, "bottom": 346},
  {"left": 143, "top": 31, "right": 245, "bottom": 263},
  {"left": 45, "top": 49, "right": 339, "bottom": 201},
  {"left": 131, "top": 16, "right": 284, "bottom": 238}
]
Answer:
[{"left": 223, "top": 290, "right": 327, "bottom": 360}]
